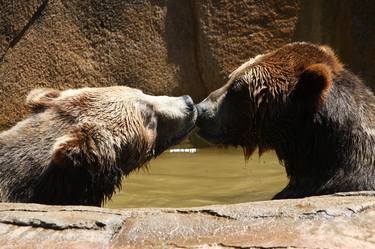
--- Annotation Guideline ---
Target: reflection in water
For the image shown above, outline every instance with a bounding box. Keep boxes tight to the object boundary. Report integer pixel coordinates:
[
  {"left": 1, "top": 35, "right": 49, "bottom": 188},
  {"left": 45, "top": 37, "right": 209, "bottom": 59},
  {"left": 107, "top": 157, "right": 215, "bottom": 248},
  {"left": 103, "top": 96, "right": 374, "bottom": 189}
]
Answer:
[{"left": 106, "top": 148, "right": 287, "bottom": 208}]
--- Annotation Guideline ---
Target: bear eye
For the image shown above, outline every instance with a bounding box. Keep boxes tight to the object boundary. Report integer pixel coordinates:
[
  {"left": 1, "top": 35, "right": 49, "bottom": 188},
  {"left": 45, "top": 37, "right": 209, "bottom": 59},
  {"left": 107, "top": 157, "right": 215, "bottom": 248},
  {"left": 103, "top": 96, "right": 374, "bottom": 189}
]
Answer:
[{"left": 229, "top": 80, "right": 246, "bottom": 93}]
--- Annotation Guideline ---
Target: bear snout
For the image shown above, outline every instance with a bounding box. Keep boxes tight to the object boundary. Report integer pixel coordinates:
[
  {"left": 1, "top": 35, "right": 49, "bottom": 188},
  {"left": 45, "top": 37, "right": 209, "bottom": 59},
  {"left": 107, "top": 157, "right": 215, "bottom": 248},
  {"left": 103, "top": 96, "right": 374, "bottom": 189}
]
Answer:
[
  {"left": 182, "top": 95, "right": 195, "bottom": 113},
  {"left": 195, "top": 101, "right": 212, "bottom": 126},
  {"left": 194, "top": 101, "right": 218, "bottom": 142},
  {"left": 195, "top": 103, "right": 204, "bottom": 118}
]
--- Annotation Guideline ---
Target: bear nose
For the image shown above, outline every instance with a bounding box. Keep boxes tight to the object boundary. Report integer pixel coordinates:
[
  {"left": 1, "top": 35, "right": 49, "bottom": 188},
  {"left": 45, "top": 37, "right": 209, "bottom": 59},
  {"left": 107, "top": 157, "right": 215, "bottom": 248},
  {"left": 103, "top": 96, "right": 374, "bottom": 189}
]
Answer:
[
  {"left": 195, "top": 103, "right": 203, "bottom": 117},
  {"left": 182, "top": 95, "right": 195, "bottom": 112},
  {"left": 195, "top": 102, "right": 207, "bottom": 126}
]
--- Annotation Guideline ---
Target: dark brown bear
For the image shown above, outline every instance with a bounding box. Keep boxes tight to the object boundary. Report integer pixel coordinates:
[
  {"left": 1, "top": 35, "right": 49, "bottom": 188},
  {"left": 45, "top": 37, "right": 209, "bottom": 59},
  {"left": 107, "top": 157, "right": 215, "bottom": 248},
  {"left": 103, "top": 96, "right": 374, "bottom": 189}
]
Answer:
[
  {"left": 196, "top": 42, "right": 375, "bottom": 199},
  {"left": 0, "top": 86, "right": 196, "bottom": 206}
]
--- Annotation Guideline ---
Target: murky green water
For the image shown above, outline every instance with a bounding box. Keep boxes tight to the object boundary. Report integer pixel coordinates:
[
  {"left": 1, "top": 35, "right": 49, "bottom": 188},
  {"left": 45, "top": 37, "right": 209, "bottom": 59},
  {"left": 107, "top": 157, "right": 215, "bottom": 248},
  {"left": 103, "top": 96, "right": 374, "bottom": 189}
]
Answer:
[{"left": 105, "top": 148, "right": 288, "bottom": 208}]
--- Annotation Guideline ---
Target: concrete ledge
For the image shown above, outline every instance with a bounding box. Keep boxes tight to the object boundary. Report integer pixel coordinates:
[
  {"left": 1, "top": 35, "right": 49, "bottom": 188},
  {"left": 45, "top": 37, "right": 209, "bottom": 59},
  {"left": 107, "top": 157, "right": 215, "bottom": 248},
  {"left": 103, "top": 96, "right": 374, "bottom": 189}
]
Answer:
[{"left": 0, "top": 192, "right": 373, "bottom": 248}]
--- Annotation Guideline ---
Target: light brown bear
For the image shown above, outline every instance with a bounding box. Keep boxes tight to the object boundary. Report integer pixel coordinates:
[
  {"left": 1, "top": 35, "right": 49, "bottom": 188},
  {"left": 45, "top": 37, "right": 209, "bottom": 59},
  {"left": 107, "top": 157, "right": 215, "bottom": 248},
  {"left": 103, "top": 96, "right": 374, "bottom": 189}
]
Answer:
[
  {"left": 0, "top": 86, "right": 196, "bottom": 206},
  {"left": 196, "top": 42, "right": 375, "bottom": 199}
]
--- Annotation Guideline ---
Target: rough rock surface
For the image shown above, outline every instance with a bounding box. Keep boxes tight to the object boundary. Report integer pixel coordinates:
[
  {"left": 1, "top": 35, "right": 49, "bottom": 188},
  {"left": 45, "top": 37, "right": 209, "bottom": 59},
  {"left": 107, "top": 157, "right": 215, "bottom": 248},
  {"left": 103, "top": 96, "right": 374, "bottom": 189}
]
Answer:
[
  {"left": 194, "top": 0, "right": 300, "bottom": 92},
  {"left": 1, "top": 0, "right": 375, "bottom": 128},
  {"left": 0, "top": 192, "right": 373, "bottom": 248},
  {"left": 0, "top": 0, "right": 300, "bottom": 128},
  {"left": 294, "top": 0, "right": 375, "bottom": 91},
  {"left": 0, "top": 0, "right": 44, "bottom": 58}
]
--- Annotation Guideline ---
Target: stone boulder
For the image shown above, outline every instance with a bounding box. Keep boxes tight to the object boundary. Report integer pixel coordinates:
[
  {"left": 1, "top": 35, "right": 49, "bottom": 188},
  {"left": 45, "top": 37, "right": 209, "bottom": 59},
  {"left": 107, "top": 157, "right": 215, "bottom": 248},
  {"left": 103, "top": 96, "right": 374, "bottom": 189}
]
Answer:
[{"left": 0, "top": 192, "right": 373, "bottom": 248}]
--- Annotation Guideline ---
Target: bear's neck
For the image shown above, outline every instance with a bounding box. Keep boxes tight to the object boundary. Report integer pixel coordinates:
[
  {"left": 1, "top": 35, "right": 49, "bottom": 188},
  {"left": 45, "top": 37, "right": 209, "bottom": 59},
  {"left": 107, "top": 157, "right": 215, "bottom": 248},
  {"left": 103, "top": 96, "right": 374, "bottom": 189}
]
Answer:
[{"left": 273, "top": 75, "right": 375, "bottom": 198}]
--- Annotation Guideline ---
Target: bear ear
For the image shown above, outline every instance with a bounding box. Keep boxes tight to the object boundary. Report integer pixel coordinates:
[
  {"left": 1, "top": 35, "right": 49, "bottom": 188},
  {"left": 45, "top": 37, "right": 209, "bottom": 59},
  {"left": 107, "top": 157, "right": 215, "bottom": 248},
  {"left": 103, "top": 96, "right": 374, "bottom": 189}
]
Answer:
[
  {"left": 50, "top": 132, "right": 86, "bottom": 168},
  {"left": 26, "top": 88, "right": 60, "bottom": 112},
  {"left": 50, "top": 128, "right": 111, "bottom": 168},
  {"left": 293, "top": 63, "right": 333, "bottom": 109}
]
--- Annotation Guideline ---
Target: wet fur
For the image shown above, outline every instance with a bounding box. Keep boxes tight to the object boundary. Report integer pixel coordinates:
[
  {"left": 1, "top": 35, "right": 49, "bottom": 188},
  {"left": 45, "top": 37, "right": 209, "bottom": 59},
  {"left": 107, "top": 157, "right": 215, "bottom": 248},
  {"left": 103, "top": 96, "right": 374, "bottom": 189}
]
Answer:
[
  {"left": 271, "top": 69, "right": 375, "bottom": 198},
  {"left": 0, "top": 87, "right": 195, "bottom": 206},
  {"left": 197, "top": 42, "right": 375, "bottom": 199},
  {"left": 0, "top": 104, "right": 152, "bottom": 206}
]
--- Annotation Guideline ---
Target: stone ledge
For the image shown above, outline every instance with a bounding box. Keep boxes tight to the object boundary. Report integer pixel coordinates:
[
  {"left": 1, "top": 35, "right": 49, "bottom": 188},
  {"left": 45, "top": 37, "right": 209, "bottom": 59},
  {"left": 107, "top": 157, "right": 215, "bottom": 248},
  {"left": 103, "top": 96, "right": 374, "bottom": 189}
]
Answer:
[{"left": 0, "top": 192, "right": 373, "bottom": 248}]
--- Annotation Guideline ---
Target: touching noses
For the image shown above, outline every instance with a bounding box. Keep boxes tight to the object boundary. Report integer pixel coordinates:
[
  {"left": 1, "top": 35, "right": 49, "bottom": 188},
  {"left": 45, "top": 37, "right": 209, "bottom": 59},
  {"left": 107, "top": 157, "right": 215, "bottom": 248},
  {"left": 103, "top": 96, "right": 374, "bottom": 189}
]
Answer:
[
  {"left": 195, "top": 101, "right": 209, "bottom": 126},
  {"left": 182, "top": 95, "right": 195, "bottom": 112},
  {"left": 195, "top": 102, "right": 204, "bottom": 117}
]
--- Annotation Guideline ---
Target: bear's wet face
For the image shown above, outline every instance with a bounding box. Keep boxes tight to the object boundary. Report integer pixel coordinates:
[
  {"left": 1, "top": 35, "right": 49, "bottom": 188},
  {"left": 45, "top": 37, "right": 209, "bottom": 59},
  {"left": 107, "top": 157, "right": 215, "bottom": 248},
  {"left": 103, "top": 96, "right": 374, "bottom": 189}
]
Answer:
[
  {"left": 196, "top": 43, "right": 337, "bottom": 153},
  {"left": 139, "top": 94, "right": 197, "bottom": 155},
  {"left": 0, "top": 86, "right": 197, "bottom": 206},
  {"left": 196, "top": 79, "right": 252, "bottom": 147}
]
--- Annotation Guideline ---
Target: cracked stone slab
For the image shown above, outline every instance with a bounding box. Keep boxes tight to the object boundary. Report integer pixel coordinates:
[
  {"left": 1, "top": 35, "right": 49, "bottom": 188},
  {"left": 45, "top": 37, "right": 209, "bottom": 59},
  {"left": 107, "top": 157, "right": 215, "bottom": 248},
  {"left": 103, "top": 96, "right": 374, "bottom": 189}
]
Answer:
[
  {"left": 0, "top": 192, "right": 373, "bottom": 248},
  {"left": 111, "top": 192, "right": 375, "bottom": 249},
  {"left": 0, "top": 204, "right": 128, "bottom": 249}
]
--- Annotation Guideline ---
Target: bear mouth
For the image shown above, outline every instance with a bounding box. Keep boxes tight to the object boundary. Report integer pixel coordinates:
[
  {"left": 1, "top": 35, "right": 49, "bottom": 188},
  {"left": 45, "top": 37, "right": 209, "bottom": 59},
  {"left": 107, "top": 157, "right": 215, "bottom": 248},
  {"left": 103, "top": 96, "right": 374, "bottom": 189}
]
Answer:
[
  {"left": 154, "top": 125, "right": 195, "bottom": 156},
  {"left": 154, "top": 110, "right": 197, "bottom": 156},
  {"left": 173, "top": 123, "right": 196, "bottom": 144}
]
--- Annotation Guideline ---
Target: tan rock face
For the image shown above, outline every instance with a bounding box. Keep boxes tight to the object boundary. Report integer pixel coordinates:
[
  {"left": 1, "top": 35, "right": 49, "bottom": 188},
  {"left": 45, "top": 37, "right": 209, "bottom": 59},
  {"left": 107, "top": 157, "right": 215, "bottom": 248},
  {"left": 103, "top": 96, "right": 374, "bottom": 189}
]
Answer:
[
  {"left": 0, "top": 0, "right": 299, "bottom": 127},
  {"left": 0, "top": 0, "right": 44, "bottom": 58},
  {"left": 194, "top": 0, "right": 300, "bottom": 92},
  {"left": 1, "top": 0, "right": 375, "bottom": 128},
  {"left": 0, "top": 192, "right": 373, "bottom": 248},
  {"left": 294, "top": 0, "right": 375, "bottom": 92},
  {"left": 0, "top": 0, "right": 201, "bottom": 127}
]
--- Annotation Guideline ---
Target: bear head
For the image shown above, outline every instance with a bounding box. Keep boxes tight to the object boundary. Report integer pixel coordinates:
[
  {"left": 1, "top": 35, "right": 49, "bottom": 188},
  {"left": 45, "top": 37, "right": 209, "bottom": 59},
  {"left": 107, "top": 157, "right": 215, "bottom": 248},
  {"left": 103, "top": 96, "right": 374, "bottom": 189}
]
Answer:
[
  {"left": 2, "top": 86, "right": 196, "bottom": 205},
  {"left": 196, "top": 42, "right": 341, "bottom": 157}
]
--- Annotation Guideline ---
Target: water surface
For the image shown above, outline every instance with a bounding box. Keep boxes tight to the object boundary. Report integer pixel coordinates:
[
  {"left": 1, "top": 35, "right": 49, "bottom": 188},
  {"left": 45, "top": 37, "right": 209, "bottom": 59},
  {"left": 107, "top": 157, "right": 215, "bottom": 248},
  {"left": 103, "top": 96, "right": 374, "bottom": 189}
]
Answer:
[{"left": 106, "top": 148, "right": 287, "bottom": 208}]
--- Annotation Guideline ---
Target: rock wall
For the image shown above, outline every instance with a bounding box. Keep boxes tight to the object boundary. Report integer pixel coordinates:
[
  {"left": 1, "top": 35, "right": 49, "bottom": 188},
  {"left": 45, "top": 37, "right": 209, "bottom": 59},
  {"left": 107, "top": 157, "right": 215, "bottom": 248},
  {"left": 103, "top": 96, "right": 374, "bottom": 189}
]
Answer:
[
  {"left": 0, "top": 192, "right": 373, "bottom": 248},
  {"left": 1, "top": 0, "right": 375, "bottom": 127},
  {"left": 294, "top": 0, "right": 375, "bottom": 91},
  {"left": 0, "top": 0, "right": 300, "bottom": 127}
]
